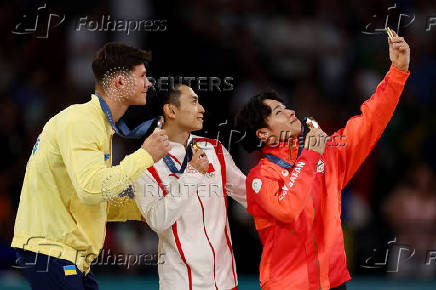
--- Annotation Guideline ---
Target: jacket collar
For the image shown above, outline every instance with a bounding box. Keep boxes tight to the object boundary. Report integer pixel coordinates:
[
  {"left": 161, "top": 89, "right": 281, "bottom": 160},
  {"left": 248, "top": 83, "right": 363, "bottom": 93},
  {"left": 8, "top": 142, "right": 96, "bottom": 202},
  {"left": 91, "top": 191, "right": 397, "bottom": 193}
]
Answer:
[
  {"left": 90, "top": 94, "right": 107, "bottom": 119},
  {"left": 90, "top": 94, "right": 114, "bottom": 134},
  {"left": 261, "top": 139, "right": 300, "bottom": 164},
  {"left": 168, "top": 134, "right": 194, "bottom": 149},
  {"left": 166, "top": 134, "right": 195, "bottom": 164}
]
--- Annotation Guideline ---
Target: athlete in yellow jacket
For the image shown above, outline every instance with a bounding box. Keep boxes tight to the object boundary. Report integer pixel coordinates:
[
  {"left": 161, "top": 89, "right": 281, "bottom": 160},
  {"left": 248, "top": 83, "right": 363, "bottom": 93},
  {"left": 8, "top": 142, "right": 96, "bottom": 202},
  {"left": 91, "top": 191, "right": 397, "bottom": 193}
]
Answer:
[{"left": 11, "top": 43, "right": 170, "bottom": 290}]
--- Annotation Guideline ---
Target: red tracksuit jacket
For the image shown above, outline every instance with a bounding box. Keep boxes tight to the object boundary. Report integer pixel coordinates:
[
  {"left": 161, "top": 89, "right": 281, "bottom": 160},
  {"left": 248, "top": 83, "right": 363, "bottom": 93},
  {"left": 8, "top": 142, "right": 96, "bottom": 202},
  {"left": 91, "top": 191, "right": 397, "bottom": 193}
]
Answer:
[{"left": 246, "top": 65, "right": 409, "bottom": 289}]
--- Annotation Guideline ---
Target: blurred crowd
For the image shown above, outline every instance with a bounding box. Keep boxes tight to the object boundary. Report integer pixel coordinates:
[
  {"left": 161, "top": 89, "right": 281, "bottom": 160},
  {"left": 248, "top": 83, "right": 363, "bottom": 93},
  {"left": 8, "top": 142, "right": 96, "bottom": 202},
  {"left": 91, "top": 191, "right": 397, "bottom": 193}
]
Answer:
[{"left": 0, "top": 0, "right": 435, "bottom": 280}]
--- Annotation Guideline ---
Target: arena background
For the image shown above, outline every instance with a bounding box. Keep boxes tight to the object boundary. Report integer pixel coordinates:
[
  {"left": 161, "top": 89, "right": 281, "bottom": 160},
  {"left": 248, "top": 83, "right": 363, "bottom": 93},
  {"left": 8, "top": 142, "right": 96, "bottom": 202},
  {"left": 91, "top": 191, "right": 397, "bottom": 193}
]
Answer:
[{"left": 0, "top": 0, "right": 435, "bottom": 289}]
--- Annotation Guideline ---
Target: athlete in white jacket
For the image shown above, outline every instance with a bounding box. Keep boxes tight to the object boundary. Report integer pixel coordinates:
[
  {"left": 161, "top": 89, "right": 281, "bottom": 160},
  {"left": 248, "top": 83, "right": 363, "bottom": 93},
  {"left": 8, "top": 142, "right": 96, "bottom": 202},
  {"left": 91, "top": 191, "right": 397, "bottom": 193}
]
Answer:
[{"left": 135, "top": 83, "right": 246, "bottom": 290}]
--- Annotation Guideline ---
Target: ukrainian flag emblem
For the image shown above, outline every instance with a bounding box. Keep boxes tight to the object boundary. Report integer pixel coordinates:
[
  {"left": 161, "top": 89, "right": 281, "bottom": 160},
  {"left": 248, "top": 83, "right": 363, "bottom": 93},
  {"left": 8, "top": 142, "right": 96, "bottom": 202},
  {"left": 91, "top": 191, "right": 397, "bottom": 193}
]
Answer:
[{"left": 63, "top": 265, "right": 77, "bottom": 276}]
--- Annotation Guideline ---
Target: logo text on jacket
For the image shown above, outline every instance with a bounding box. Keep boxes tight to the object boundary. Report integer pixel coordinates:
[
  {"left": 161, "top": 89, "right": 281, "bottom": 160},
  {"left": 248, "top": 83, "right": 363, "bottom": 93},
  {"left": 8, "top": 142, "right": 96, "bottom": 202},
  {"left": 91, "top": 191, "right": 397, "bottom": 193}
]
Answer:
[{"left": 289, "top": 162, "right": 305, "bottom": 188}]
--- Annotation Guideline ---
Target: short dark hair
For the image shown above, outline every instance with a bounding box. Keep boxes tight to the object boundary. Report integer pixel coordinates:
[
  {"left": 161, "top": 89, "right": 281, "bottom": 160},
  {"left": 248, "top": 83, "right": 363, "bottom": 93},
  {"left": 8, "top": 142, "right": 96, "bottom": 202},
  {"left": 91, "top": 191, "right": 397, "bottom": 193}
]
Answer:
[
  {"left": 162, "top": 82, "right": 184, "bottom": 108},
  {"left": 149, "top": 79, "right": 192, "bottom": 118},
  {"left": 92, "top": 42, "right": 151, "bottom": 85},
  {"left": 235, "top": 91, "right": 285, "bottom": 152}
]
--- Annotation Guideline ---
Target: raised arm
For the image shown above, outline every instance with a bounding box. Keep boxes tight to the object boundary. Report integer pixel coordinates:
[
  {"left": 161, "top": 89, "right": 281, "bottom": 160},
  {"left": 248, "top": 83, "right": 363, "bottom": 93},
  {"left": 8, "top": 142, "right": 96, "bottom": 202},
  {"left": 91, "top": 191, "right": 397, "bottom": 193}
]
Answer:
[
  {"left": 57, "top": 118, "right": 154, "bottom": 205},
  {"left": 57, "top": 117, "right": 170, "bottom": 205},
  {"left": 331, "top": 33, "right": 410, "bottom": 189}
]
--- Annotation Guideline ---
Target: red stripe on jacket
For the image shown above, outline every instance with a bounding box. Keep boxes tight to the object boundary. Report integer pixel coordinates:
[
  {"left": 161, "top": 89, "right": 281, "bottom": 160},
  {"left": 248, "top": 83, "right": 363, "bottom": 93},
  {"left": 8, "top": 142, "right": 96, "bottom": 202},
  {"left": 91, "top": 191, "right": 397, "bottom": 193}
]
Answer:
[
  {"left": 195, "top": 138, "right": 238, "bottom": 287},
  {"left": 148, "top": 167, "right": 192, "bottom": 290}
]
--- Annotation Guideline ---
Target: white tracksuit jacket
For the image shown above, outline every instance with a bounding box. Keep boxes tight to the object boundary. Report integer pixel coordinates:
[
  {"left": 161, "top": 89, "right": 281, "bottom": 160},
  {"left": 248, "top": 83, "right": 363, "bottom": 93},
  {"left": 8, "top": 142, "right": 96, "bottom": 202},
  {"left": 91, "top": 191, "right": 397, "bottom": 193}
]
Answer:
[{"left": 135, "top": 135, "right": 246, "bottom": 290}]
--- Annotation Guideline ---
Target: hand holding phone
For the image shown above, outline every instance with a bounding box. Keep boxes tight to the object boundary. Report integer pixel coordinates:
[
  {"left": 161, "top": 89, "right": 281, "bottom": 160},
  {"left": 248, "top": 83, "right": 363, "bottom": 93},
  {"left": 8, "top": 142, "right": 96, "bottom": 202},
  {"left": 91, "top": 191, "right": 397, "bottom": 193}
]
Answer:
[{"left": 302, "top": 117, "right": 328, "bottom": 155}]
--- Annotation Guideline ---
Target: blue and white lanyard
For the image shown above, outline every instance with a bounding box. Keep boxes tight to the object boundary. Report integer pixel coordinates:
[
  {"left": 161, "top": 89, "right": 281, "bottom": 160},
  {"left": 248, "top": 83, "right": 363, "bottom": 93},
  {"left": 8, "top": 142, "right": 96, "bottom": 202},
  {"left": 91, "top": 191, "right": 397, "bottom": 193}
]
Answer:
[
  {"left": 96, "top": 93, "right": 156, "bottom": 139},
  {"left": 163, "top": 141, "right": 194, "bottom": 173},
  {"left": 265, "top": 124, "right": 305, "bottom": 169}
]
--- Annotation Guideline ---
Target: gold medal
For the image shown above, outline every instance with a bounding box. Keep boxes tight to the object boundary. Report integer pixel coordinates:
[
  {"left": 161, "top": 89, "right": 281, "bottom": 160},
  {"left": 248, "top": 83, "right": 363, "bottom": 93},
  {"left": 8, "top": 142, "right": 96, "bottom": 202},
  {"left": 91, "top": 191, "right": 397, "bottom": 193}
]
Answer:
[{"left": 193, "top": 141, "right": 200, "bottom": 151}]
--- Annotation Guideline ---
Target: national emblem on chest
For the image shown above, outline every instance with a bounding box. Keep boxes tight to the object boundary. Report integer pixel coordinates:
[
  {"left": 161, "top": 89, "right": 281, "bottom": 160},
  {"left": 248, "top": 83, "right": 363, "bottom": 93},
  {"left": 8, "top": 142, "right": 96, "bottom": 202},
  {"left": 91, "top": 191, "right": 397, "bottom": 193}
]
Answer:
[{"left": 317, "top": 159, "right": 325, "bottom": 173}]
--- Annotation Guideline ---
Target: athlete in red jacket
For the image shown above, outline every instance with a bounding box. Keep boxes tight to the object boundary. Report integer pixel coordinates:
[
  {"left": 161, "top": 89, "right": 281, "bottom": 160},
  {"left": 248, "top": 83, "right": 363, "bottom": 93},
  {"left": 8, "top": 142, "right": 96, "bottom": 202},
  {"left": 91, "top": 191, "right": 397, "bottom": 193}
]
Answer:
[{"left": 236, "top": 33, "right": 410, "bottom": 289}]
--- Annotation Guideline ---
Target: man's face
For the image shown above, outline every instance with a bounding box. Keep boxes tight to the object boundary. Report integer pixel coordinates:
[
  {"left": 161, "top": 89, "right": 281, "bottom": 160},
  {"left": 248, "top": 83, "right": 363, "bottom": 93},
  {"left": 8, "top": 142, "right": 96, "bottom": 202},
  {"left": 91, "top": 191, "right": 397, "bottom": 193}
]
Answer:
[
  {"left": 261, "top": 99, "right": 301, "bottom": 143},
  {"left": 172, "top": 85, "right": 205, "bottom": 132},
  {"left": 127, "top": 64, "right": 152, "bottom": 105}
]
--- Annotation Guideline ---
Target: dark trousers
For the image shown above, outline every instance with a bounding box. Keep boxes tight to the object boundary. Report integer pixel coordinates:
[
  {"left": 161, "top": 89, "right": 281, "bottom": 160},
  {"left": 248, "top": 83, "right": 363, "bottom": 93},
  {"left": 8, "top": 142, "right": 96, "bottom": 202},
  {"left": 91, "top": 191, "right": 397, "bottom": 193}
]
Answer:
[
  {"left": 331, "top": 282, "right": 347, "bottom": 290},
  {"left": 15, "top": 249, "right": 99, "bottom": 290}
]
